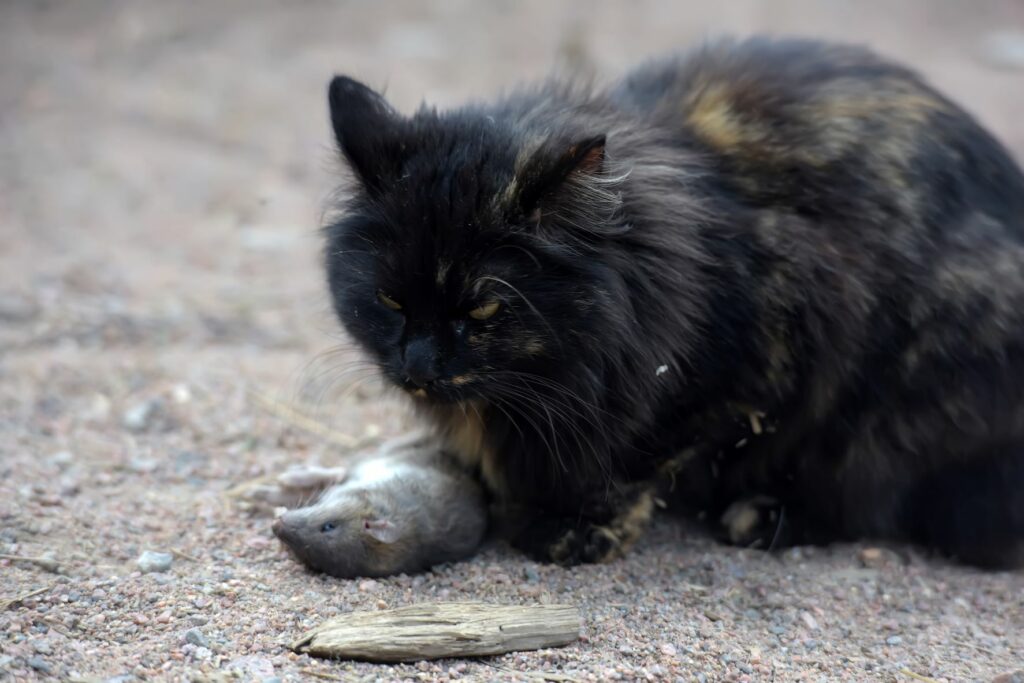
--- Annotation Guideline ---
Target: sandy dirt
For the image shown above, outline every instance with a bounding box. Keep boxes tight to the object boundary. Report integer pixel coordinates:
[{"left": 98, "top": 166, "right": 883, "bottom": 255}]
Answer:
[{"left": 2, "top": 2, "right": 1024, "bottom": 681}]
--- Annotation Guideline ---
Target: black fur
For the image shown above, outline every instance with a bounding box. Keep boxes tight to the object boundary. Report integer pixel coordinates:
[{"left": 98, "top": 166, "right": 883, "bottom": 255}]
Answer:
[{"left": 324, "top": 37, "right": 1024, "bottom": 568}]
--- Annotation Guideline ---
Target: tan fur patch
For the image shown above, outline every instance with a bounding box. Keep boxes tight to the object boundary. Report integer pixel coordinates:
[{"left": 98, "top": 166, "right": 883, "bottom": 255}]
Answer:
[
  {"left": 602, "top": 489, "right": 656, "bottom": 557},
  {"left": 686, "top": 83, "right": 746, "bottom": 151},
  {"left": 435, "top": 261, "right": 452, "bottom": 287},
  {"left": 439, "top": 403, "right": 504, "bottom": 495},
  {"left": 522, "top": 338, "right": 545, "bottom": 356}
]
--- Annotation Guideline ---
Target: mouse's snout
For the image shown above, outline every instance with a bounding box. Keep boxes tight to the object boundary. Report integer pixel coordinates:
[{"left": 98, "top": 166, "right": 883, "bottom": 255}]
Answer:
[{"left": 271, "top": 515, "right": 294, "bottom": 543}]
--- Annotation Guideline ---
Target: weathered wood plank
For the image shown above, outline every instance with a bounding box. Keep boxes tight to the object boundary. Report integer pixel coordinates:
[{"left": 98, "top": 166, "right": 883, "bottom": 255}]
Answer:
[{"left": 291, "top": 602, "right": 582, "bottom": 663}]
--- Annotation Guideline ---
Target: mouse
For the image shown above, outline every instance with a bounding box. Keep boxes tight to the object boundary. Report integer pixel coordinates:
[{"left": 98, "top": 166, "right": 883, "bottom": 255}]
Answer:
[{"left": 271, "top": 439, "right": 487, "bottom": 578}]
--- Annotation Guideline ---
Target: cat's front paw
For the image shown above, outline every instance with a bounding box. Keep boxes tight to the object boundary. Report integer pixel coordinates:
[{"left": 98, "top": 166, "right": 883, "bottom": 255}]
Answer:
[
  {"left": 719, "top": 496, "right": 783, "bottom": 548},
  {"left": 513, "top": 517, "right": 623, "bottom": 566},
  {"left": 550, "top": 523, "right": 622, "bottom": 565}
]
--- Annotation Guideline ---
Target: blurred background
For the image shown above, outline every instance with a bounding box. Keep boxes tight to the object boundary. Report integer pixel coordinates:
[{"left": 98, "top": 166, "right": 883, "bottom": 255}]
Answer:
[
  {"left": 3, "top": 2, "right": 1023, "bottom": 368},
  {"left": 1, "top": 3, "right": 1024, "bottom": 680}
]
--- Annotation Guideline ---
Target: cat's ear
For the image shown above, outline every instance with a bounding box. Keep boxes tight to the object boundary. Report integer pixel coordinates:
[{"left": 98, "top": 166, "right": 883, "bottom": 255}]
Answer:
[
  {"left": 516, "top": 134, "right": 607, "bottom": 214},
  {"left": 362, "top": 518, "right": 400, "bottom": 544},
  {"left": 328, "top": 76, "right": 405, "bottom": 192}
]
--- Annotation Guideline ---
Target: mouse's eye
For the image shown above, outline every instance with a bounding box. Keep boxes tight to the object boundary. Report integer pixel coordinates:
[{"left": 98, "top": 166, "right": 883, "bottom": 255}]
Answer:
[{"left": 320, "top": 522, "right": 336, "bottom": 533}]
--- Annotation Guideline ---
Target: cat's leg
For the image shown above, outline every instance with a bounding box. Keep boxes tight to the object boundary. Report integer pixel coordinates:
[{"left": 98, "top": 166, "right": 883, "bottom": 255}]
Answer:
[{"left": 902, "top": 446, "right": 1024, "bottom": 568}]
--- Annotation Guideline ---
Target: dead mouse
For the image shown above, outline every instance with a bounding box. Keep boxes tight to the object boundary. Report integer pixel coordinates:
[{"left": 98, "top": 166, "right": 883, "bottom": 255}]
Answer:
[{"left": 271, "top": 442, "right": 487, "bottom": 578}]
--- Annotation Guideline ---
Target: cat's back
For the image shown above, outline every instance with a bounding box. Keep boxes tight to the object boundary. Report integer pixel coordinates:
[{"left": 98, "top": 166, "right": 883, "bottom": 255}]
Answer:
[{"left": 611, "top": 37, "right": 1024, "bottom": 234}]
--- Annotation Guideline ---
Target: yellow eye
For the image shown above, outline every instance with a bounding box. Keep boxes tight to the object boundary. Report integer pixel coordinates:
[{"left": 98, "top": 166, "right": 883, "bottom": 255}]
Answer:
[
  {"left": 468, "top": 301, "right": 500, "bottom": 320},
  {"left": 377, "top": 291, "right": 402, "bottom": 311}
]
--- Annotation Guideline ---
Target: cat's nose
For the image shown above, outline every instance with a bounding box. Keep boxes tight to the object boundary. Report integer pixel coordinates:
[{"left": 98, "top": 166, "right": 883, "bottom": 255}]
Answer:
[{"left": 403, "top": 337, "right": 440, "bottom": 388}]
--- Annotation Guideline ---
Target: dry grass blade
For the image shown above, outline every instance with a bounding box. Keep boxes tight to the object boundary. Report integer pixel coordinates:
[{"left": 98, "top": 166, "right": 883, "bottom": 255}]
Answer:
[
  {"left": 899, "top": 669, "right": 941, "bottom": 683},
  {"left": 0, "top": 553, "right": 60, "bottom": 573},
  {"left": 170, "top": 548, "right": 200, "bottom": 562},
  {"left": 248, "top": 388, "right": 367, "bottom": 449},
  {"left": 298, "top": 670, "right": 344, "bottom": 681},
  {"left": 1, "top": 586, "right": 53, "bottom": 610},
  {"left": 292, "top": 602, "right": 581, "bottom": 662}
]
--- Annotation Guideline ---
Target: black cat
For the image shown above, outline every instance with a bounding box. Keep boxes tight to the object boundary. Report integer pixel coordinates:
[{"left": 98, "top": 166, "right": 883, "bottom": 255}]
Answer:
[{"left": 323, "top": 37, "right": 1024, "bottom": 568}]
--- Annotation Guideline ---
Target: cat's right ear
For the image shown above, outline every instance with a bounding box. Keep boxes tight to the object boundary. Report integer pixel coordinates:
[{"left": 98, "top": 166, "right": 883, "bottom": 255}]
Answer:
[{"left": 328, "top": 76, "right": 405, "bottom": 193}]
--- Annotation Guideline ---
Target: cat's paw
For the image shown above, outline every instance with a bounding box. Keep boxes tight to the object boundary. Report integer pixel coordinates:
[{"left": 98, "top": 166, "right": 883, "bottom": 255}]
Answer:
[
  {"left": 548, "top": 523, "right": 622, "bottom": 565},
  {"left": 720, "top": 495, "right": 783, "bottom": 548},
  {"left": 514, "top": 517, "right": 624, "bottom": 566}
]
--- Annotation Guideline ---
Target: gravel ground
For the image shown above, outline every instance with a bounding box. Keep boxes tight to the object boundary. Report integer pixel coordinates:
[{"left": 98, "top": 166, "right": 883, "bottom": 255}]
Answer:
[{"left": 2, "top": 2, "right": 1024, "bottom": 681}]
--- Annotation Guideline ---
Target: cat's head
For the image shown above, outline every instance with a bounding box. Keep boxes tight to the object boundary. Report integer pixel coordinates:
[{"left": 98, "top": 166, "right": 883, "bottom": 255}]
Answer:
[{"left": 324, "top": 76, "right": 626, "bottom": 404}]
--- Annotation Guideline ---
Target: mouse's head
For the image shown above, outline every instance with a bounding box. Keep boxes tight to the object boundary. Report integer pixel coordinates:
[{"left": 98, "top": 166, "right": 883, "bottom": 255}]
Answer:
[{"left": 271, "top": 492, "right": 408, "bottom": 578}]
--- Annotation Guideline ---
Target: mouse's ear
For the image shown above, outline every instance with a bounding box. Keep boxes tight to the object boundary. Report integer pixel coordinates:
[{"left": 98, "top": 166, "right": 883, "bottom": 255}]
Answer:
[{"left": 363, "top": 518, "right": 400, "bottom": 544}]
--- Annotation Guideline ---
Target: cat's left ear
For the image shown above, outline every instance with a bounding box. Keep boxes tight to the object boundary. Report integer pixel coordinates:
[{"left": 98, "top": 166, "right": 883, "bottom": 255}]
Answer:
[
  {"left": 515, "top": 134, "right": 607, "bottom": 214},
  {"left": 328, "top": 75, "right": 406, "bottom": 193}
]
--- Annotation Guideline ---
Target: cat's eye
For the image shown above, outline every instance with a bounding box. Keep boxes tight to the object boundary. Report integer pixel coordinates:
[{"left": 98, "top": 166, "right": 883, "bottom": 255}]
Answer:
[
  {"left": 468, "top": 301, "right": 501, "bottom": 320},
  {"left": 320, "top": 522, "right": 336, "bottom": 533},
  {"left": 377, "top": 291, "right": 402, "bottom": 311}
]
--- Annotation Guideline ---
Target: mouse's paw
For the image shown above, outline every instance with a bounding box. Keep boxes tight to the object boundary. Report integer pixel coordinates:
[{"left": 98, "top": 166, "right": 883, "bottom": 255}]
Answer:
[
  {"left": 235, "top": 465, "right": 349, "bottom": 509},
  {"left": 275, "top": 464, "right": 348, "bottom": 491}
]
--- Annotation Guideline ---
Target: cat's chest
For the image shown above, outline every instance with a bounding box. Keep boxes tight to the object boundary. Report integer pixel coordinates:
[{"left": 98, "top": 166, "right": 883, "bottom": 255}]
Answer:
[{"left": 429, "top": 402, "right": 505, "bottom": 495}]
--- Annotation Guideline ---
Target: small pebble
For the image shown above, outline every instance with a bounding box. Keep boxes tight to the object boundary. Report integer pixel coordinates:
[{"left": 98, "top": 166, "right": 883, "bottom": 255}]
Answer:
[
  {"left": 48, "top": 450, "right": 75, "bottom": 469},
  {"left": 886, "top": 635, "right": 903, "bottom": 646},
  {"left": 184, "top": 628, "right": 210, "bottom": 649},
  {"left": 980, "top": 31, "right": 1024, "bottom": 71},
  {"left": 136, "top": 551, "right": 173, "bottom": 573},
  {"left": 800, "top": 611, "right": 819, "bottom": 630},
  {"left": 122, "top": 399, "right": 162, "bottom": 432},
  {"left": 27, "top": 656, "right": 53, "bottom": 674},
  {"left": 991, "top": 672, "right": 1024, "bottom": 683}
]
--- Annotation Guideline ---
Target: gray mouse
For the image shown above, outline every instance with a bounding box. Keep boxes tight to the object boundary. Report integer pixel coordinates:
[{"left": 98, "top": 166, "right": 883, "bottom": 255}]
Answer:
[{"left": 271, "top": 439, "right": 487, "bottom": 578}]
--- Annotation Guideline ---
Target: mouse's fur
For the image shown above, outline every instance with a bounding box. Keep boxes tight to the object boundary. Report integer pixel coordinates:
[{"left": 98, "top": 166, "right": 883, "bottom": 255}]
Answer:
[{"left": 272, "top": 446, "right": 487, "bottom": 578}]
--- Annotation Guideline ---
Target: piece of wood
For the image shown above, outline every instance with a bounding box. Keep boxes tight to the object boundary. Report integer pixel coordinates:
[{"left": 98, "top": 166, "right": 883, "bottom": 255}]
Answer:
[{"left": 291, "top": 602, "right": 581, "bottom": 662}]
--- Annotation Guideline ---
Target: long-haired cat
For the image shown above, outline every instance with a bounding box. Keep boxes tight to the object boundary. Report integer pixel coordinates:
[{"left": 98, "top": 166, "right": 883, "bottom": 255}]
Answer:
[{"left": 323, "top": 37, "right": 1024, "bottom": 568}]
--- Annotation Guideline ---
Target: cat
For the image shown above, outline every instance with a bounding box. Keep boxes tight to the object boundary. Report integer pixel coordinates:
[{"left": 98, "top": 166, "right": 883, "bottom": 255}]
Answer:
[{"left": 322, "top": 36, "right": 1024, "bottom": 568}]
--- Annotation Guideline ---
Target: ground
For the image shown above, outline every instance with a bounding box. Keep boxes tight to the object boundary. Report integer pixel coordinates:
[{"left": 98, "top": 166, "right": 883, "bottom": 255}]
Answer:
[{"left": 2, "top": 2, "right": 1024, "bottom": 681}]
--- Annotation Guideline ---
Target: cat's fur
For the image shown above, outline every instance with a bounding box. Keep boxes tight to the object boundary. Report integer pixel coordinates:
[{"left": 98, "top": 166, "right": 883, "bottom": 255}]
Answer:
[{"left": 324, "top": 37, "right": 1024, "bottom": 568}]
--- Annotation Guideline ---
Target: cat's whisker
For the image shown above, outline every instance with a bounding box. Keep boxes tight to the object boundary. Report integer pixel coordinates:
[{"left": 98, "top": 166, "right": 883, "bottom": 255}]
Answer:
[{"left": 475, "top": 275, "right": 559, "bottom": 343}]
